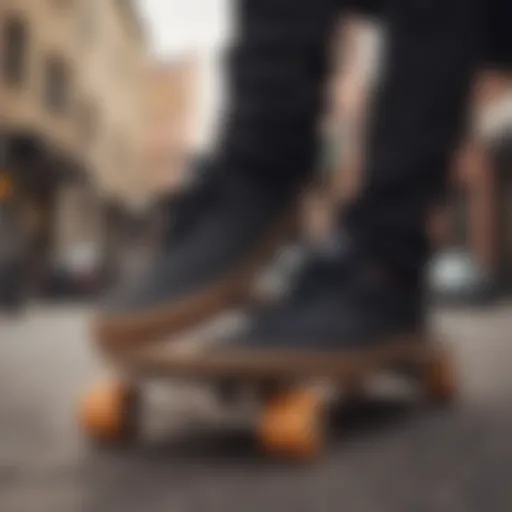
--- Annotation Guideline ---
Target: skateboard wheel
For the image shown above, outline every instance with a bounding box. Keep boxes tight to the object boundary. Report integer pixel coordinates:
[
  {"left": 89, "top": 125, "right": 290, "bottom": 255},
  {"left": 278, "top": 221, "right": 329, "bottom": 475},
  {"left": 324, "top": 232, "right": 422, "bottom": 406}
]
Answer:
[
  {"left": 257, "top": 390, "right": 324, "bottom": 460},
  {"left": 424, "top": 350, "right": 457, "bottom": 404},
  {"left": 79, "top": 380, "right": 139, "bottom": 443}
]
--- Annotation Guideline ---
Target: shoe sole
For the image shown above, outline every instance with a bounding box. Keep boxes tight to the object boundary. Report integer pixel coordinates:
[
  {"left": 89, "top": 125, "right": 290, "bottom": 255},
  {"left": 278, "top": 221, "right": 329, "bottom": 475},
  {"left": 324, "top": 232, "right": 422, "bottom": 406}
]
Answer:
[
  {"left": 95, "top": 208, "right": 298, "bottom": 351},
  {"left": 112, "top": 331, "right": 451, "bottom": 384}
]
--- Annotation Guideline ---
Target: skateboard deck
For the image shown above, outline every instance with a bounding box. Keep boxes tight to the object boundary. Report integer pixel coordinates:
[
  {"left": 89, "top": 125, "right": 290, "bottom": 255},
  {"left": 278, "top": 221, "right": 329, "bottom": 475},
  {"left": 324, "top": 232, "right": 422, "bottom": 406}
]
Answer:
[{"left": 80, "top": 329, "right": 456, "bottom": 460}]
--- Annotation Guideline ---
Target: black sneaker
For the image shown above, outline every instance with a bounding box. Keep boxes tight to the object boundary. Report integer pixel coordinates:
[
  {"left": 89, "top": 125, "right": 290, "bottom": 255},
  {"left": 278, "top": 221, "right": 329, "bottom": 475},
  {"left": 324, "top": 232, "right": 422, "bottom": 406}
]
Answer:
[
  {"left": 192, "top": 242, "right": 426, "bottom": 374},
  {"left": 95, "top": 0, "right": 341, "bottom": 349},
  {"left": 96, "top": 167, "right": 299, "bottom": 349}
]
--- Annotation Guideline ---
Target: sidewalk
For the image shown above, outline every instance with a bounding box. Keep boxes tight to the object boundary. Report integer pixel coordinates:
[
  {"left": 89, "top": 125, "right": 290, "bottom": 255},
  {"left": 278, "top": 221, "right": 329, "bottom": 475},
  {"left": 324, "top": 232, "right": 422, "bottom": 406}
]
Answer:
[{"left": 0, "top": 303, "right": 511, "bottom": 512}]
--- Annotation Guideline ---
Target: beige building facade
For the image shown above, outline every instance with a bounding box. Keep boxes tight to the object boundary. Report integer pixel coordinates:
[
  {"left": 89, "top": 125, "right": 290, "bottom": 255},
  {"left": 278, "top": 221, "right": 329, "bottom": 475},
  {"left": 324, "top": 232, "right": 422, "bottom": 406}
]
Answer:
[
  {"left": 0, "top": 0, "right": 80, "bottom": 160},
  {"left": 142, "top": 58, "right": 199, "bottom": 197},
  {"left": 76, "top": 0, "right": 147, "bottom": 204},
  {"left": 0, "top": 0, "right": 147, "bottom": 287}
]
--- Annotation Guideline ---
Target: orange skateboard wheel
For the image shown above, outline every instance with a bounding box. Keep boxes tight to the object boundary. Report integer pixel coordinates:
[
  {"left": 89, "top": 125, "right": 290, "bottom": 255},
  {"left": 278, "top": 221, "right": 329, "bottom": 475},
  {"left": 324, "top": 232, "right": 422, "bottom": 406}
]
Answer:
[
  {"left": 79, "top": 380, "right": 138, "bottom": 443},
  {"left": 257, "top": 389, "right": 324, "bottom": 460}
]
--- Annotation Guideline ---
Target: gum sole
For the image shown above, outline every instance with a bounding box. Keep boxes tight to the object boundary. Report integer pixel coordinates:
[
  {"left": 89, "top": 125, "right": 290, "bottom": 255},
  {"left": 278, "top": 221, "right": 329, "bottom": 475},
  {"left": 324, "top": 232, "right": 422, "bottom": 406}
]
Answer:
[
  {"left": 116, "top": 334, "right": 451, "bottom": 384},
  {"left": 95, "top": 208, "right": 297, "bottom": 351}
]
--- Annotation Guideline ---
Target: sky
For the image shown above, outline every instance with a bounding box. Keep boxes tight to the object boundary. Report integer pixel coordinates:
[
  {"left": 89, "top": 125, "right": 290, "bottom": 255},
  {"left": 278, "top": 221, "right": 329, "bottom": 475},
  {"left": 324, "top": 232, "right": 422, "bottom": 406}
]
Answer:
[{"left": 136, "top": 0, "right": 230, "bottom": 57}]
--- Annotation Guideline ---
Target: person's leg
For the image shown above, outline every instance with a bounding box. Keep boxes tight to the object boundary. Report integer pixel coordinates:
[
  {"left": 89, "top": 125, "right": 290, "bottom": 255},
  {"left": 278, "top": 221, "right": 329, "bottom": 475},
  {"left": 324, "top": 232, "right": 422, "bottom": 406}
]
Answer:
[
  {"left": 343, "top": 0, "right": 480, "bottom": 281},
  {"left": 427, "top": 139, "right": 499, "bottom": 305},
  {"left": 96, "top": 0, "right": 343, "bottom": 349},
  {"left": 205, "top": 0, "right": 482, "bottom": 357},
  {"left": 481, "top": 0, "right": 512, "bottom": 73},
  {"left": 429, "top": 69, "right": 512, "bottom": 303}
]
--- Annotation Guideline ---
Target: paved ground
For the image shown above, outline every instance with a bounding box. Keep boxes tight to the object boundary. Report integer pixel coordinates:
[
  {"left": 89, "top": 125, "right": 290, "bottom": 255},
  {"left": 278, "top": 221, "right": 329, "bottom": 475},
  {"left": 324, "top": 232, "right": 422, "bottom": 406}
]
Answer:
[{"left": 1, "top": 303, "right": 512, "bottom": 512}]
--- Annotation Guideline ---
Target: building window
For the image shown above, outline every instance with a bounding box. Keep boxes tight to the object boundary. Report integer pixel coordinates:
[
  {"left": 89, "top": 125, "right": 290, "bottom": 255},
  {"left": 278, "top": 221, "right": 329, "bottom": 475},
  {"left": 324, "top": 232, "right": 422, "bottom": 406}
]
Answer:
[
  {"left": 43, "top": 57, "right": 70, "bottom": 114},
  {"left": 2, "top": 18, "right": 28, "bottom": 85}
]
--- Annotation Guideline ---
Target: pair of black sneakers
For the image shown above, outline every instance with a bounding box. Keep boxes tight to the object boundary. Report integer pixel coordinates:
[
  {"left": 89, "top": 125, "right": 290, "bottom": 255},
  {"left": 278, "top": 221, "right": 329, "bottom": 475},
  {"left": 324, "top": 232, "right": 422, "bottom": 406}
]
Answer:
[
  {"left": 96, "top": 163, "right": 423, "bottom": 359},
  {"left": 95, "top": 0, "right": 424, "bottom": 359}
]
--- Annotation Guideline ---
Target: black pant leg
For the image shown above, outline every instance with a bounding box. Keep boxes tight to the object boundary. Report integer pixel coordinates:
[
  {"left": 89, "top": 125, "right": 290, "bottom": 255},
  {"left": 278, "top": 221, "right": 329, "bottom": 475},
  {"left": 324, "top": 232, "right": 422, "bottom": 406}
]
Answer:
[
  {"left": 221, "top": 0, "right": 343, "bottom": 189},
  {"left": 481, "top": 0, "right": 512, "bottom": 70},
  {"left": 343, "top": 0, "right": 480, "bottom": 279}
]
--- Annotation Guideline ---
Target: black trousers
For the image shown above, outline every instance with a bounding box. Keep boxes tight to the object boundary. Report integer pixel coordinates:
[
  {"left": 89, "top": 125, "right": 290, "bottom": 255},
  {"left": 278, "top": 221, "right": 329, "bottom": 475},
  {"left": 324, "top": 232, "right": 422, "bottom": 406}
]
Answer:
[
  {"left": 343, "top": 0, "right": 512, "bottom": 279},
  {"left": 349, "top": 0, "right": 512, "bottom": 70},
  {"left": 230, "top": 1, "right": 509, "bottom": 279},
  {"left": 343, "top": 0, "right": 479, "bottom": 279}
]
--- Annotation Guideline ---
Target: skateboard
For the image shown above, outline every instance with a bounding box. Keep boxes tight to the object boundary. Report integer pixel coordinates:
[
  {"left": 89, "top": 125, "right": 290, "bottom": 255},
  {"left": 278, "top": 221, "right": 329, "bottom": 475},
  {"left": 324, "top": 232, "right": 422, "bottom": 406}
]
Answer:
[{"left": 79, "top": 335, "right": 456, "bottom": 460}]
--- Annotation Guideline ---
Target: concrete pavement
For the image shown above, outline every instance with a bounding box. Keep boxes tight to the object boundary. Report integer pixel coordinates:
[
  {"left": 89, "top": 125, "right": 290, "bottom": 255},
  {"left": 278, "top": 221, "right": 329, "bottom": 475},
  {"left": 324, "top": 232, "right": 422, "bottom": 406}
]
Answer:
[{"left": 0, "top": 303, "right": 511, "bottom": 512}]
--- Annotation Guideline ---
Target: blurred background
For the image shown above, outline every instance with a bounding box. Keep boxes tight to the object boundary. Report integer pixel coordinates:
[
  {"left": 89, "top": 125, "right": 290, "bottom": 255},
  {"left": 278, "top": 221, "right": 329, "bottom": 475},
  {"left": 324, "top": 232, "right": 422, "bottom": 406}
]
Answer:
[
  {"left": 0, "top": 0, "right": 511, "bottom": 310},
  {"left": 1, "top": 1, "right": 512, "bottom": 511},
  {"left": 1, "top": 0, "right": 512, "bottom": 309}
]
